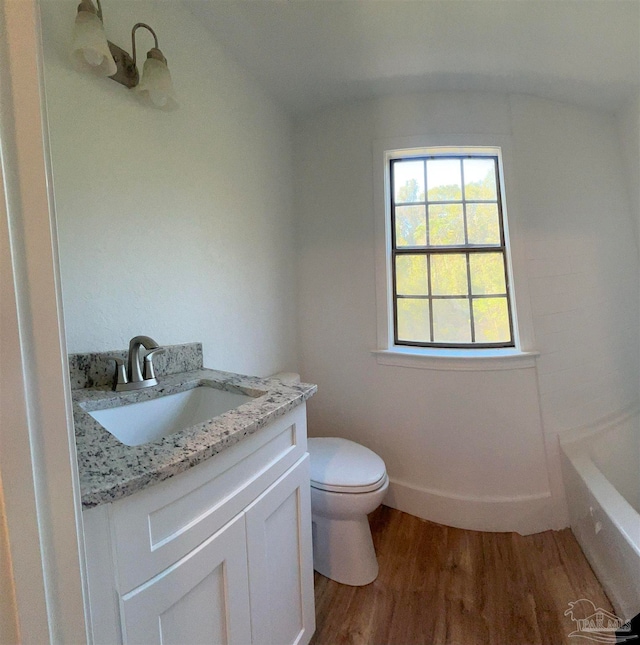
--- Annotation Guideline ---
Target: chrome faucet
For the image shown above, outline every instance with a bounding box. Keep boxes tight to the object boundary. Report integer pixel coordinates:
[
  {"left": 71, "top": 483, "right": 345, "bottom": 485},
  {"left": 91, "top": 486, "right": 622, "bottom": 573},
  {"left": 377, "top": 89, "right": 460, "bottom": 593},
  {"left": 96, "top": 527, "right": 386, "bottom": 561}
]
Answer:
[{"left": 108, "top": 335, "right": 164, "bottom": 391}]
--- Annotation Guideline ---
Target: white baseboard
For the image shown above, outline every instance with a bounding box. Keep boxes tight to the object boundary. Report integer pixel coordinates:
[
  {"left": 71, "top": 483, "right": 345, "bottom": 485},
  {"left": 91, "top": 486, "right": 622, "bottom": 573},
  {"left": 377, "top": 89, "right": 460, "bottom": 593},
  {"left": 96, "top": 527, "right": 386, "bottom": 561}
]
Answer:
[{"left": 384, "top": 478, "right": 557, "bottom": 536}]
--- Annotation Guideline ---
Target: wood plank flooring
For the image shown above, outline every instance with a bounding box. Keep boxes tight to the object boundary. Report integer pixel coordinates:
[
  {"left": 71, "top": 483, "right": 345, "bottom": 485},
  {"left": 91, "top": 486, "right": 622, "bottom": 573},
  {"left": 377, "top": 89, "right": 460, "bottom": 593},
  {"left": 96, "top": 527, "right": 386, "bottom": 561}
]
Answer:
[{"left": 311, "top": 506, "right": 613, "bottom": 645}]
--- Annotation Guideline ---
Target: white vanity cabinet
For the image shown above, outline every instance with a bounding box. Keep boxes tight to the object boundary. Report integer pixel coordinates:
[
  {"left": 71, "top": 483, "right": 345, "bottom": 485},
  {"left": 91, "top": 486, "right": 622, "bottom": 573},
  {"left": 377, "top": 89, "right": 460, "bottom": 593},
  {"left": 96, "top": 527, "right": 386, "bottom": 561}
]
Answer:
[
  {"left": 120, "top": 512, "right": 252, "bottom": 645},
  {"left": 82, "top": 404, "right": 315, "bottom": 645}
]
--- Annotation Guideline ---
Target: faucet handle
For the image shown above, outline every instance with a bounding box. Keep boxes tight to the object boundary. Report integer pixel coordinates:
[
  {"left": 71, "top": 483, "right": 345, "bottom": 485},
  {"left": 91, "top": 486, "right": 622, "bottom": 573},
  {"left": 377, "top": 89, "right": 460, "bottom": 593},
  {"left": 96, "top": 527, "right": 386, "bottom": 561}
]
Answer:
[
  {"left": 143, "top": 347, "right": 165, "bottom": 380},
  {"left": 106, "top": 356, "right": 128, "bottom": 391}
]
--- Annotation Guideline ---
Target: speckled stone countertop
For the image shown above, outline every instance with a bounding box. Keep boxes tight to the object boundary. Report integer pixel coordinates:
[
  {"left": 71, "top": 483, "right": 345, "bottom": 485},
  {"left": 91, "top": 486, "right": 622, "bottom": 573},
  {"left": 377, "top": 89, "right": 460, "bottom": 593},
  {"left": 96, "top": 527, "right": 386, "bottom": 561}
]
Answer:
[{"left": 73, "top": 368, "right": 317, "bottom": 509}]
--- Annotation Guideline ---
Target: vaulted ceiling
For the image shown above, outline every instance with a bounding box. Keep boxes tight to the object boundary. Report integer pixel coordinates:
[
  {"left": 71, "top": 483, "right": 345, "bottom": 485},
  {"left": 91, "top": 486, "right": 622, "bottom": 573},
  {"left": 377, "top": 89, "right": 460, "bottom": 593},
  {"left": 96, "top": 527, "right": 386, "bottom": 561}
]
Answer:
[{"left": 188, "top": 0, "right": 639, "bottom": 116}]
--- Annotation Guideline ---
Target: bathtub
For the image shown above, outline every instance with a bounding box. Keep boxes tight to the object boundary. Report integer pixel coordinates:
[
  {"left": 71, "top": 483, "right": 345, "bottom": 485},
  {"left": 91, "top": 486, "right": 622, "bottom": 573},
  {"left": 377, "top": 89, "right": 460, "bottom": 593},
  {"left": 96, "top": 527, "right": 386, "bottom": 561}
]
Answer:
[{"left": 561, "top": 413, "right": 640, "bottom": 621}]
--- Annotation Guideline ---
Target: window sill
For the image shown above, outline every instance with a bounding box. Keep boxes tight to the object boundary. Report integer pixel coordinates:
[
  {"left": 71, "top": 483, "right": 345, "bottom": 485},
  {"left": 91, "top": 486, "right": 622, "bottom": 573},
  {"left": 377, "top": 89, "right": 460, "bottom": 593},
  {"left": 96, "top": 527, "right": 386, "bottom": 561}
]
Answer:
[{"left": 371, "top": 347, "right": 539, "bottom": 371}]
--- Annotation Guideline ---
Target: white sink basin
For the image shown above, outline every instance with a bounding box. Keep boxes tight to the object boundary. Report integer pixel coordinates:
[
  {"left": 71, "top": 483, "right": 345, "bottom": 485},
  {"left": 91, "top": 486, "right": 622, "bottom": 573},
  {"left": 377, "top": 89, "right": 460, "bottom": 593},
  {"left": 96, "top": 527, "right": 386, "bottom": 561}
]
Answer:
[{"left": 87, "top": 385, "right": 258, "bottom": 446}]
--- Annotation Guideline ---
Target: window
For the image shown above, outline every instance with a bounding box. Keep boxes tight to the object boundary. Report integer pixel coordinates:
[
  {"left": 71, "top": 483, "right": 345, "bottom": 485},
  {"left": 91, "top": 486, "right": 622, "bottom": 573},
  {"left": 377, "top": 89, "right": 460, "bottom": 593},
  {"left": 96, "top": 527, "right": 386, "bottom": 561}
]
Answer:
[{"left": 390, "top": 149, "right": 514, "bottom": 348}]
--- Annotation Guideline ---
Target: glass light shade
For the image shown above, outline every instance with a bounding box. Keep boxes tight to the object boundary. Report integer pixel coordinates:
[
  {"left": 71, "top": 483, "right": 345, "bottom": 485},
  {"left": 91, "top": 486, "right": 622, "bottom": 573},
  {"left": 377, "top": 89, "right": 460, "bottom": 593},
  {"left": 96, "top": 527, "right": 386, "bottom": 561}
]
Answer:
[
  {"left": 71, "top": 10, "right": 117, "bottom": 77},
  {"left": 135, "top": 56, "right": 178, "bottom": 111}
]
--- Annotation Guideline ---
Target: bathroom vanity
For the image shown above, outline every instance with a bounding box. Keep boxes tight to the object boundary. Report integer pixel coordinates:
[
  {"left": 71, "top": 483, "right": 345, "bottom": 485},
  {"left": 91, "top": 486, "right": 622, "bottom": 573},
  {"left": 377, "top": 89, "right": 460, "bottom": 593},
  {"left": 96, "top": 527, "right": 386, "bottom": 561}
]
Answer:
[{"left": 71, "top": 344, "right": 316, "bottom": 645}]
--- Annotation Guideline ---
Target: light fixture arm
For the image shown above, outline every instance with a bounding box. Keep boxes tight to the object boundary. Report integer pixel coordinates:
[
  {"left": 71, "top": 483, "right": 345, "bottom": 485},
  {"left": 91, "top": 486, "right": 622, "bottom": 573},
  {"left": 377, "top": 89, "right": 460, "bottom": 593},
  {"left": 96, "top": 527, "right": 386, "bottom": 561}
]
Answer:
[{"left": 131, "top": 23, "right": 160, "bottom": 67}]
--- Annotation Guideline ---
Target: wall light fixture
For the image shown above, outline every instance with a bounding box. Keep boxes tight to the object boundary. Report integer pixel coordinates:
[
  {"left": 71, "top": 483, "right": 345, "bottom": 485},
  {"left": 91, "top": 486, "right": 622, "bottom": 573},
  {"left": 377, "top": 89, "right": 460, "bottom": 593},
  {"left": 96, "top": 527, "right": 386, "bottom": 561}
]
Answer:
[{"left": 71, "top": 0, "right": 177, "bottom": 110}]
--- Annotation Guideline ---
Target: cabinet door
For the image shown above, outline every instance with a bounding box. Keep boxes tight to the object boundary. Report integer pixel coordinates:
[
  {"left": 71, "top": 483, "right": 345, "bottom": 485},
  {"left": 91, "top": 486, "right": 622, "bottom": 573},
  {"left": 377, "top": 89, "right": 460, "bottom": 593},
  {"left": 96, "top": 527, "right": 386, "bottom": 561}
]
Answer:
[
  {"left": 120, "top": 513, "right": 252, "bottom": 645},
  {"left": 245, "top": 455, "right": 315, "bottom": 645}
]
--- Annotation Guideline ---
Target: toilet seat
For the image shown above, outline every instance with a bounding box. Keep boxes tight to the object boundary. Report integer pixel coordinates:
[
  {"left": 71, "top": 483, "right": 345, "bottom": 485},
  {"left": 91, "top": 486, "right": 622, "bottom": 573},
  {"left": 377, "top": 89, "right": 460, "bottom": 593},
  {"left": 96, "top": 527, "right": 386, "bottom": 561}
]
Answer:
[
  {"left": 309, "top": 437, "right": 387, "bottom": 494},
  {"left": 310, "top": 473, "right": 388, "bottom": 494}
]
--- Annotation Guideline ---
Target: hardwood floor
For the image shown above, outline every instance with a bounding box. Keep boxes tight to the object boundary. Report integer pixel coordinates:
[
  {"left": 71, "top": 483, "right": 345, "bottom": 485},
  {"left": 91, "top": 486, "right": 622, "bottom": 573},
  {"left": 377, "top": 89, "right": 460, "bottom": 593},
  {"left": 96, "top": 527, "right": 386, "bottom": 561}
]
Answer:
[{"left": 311, "top": 506, "right": 614, "bottom": 645}]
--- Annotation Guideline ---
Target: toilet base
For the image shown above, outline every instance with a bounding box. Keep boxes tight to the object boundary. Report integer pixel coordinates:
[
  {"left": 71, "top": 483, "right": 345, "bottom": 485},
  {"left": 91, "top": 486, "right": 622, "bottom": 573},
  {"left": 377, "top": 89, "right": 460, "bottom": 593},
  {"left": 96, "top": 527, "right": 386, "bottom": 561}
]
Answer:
[{"left": 312, "top": 514, "right": 379, "bottom": 586}]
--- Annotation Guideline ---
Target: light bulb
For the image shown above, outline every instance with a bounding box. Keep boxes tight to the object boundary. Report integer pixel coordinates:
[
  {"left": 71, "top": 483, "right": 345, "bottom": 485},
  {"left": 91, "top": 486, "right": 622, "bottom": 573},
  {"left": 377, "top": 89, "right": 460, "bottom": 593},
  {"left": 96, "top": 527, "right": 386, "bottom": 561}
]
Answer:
[
  {"left": 83, "top": 48, "right": 104, "bottom": 67},
  {"left": 71, "top": 9, "right": 117, "bottom": 77},
  {"left": 134, "top": 53, "right": 178, "bottom": 111},
  {"left": 149, "top": 90, "right": 168, "bottom": 108}
]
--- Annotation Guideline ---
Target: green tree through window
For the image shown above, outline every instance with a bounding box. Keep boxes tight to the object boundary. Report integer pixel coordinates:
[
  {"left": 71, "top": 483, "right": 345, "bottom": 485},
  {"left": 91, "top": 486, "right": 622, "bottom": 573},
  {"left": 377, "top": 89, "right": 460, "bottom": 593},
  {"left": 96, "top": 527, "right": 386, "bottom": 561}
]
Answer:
[{"left": 391, "top": 154, "right": 514, "bottom": 348}]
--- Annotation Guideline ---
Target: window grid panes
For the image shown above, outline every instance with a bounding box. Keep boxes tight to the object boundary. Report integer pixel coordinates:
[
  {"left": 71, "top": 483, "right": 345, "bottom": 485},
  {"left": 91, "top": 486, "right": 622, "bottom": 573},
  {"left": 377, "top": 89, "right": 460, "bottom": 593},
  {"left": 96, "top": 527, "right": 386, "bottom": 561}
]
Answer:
[{"left": 391, "top": 154, "right": 515, "bottom": 348}]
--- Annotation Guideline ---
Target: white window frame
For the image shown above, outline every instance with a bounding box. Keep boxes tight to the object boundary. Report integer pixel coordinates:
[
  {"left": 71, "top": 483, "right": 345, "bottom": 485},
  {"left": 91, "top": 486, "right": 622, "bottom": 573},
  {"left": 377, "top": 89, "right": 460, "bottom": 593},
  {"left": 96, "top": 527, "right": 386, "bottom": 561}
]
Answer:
[{"left": 372, "top": 135, "right": 538, "bottom": 371}]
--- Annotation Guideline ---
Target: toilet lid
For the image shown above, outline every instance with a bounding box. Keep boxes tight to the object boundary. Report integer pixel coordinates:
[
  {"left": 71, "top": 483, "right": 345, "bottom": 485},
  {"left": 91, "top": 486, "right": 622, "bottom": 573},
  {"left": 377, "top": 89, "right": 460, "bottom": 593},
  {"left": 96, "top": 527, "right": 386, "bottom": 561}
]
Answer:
[{"left": 308, "top": 437, "right": 387, "bottom": 493}]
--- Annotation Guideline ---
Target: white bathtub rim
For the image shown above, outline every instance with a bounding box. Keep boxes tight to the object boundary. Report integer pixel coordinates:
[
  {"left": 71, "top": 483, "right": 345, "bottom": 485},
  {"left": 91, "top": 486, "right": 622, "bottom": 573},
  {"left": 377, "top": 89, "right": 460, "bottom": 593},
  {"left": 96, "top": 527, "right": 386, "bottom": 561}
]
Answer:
[{"left": 562, "top": 446, "right": 640, "bottom": 559}]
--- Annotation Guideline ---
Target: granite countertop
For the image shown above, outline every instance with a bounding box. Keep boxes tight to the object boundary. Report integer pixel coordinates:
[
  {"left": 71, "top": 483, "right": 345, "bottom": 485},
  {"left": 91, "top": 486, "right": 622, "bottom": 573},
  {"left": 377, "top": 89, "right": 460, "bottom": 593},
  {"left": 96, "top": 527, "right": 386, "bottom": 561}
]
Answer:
[{"left": 73, "top": 368, "right": 317, "bottom": 508}]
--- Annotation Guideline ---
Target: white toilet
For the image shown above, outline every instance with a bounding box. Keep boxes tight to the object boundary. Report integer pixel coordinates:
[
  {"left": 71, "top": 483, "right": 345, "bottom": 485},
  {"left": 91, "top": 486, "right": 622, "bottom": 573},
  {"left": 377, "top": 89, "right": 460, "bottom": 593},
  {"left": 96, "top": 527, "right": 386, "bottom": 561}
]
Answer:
[
  {"left": 308, "top": 437, "right": 388, "bottom": 586},
  {"left": 270, "top": 373, "right": 388, "bottom": 586}
]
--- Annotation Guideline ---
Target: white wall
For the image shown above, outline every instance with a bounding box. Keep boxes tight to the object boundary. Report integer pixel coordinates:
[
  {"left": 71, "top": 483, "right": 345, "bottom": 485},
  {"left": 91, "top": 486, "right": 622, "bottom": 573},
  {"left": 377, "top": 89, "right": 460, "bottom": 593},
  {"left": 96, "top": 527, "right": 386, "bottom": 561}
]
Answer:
[
  {"left": 40, "top": 0, "right": 297, "bottom": 376},
  {"left": 294, "top": 92, "right": 639, "bottom": 533},
  {"left": 512, "top": 96, "right": 640, "bottom": 435},
  {"left": 615, "top": 93, "right": 640, "bottom": 483},
  {"left": 38, "top": 1, "right": 639, "bottom": 535},
  {"left": 616, "top": 93, "right": 640, "bottom": 249}
]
